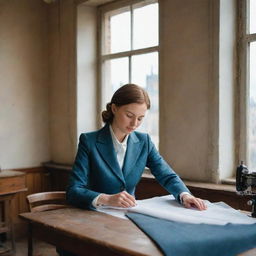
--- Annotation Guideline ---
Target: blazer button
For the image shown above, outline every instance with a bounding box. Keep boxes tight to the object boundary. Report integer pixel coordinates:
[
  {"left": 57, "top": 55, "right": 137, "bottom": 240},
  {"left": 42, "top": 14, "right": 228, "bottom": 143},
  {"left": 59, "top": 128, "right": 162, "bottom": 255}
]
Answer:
[{"left": 120, "top": 185, "right": 125, "bottom": 191}]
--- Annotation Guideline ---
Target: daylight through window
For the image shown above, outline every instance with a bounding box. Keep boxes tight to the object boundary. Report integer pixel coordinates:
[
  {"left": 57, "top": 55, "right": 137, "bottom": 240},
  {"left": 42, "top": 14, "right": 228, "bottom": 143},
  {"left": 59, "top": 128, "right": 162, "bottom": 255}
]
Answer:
[
  {"left": 243, "top": 0, "right": 256, "bottom": 170},
  {"left": 99, "top": 0, "right": 159, "bottom": 147}
]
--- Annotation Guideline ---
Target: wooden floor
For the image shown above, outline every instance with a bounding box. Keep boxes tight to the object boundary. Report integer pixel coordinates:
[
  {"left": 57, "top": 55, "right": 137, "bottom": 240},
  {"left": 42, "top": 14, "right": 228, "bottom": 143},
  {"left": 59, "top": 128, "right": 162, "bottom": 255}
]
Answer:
[{"left": 15, "top": 238, "right": 58, "bottom": 256}]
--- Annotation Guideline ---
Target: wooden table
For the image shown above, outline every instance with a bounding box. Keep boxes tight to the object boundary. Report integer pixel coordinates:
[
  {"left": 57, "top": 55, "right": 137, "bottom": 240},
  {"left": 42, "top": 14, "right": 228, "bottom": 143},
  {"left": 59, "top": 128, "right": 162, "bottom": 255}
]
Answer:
[
  {"left": 20, "top": 207, "right": 256, "bottom": 256},
  {"left": 0, "top": 170, "right": 27, "bottom": 255},
  {"left": 20, "top": 208, "right": 163, "bottom": 256}
]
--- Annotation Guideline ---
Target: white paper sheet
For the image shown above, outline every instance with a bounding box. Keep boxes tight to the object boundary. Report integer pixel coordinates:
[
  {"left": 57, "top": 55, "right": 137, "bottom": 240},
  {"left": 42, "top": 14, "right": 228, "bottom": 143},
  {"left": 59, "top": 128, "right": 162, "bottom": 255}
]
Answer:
[
  {"left": 96, "top": 205, "right": 129, "bottom": 219},
  {"left": 96, "top": 195, "right": 256, "bottom": 225}
]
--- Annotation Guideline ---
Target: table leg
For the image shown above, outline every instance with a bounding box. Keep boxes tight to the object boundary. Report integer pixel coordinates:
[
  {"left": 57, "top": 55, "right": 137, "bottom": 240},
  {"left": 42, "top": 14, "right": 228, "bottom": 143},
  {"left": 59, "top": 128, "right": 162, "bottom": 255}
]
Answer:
[
  {"left": 28, "top": 223, "right": 33, "bottom": 256},
  {"left": 5, "top": 199, "right": 15, "bottom": 254},
  {"left": 0, "top": 195, "right": 15, "bottom": 255}
]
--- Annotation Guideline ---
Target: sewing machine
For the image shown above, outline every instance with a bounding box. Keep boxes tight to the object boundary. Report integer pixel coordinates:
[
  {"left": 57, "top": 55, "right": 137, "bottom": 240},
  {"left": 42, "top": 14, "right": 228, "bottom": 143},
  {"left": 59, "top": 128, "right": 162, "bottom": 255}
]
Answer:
[{"left": 236, "top": 162, "right": 256, "bottom": 217}]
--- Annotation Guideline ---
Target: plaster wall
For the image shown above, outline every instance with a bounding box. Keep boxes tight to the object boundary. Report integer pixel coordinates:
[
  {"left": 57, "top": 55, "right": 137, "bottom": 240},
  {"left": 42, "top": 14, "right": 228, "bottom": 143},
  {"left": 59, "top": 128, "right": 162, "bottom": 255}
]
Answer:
[
  {"left": 0, "top": 0, "right": 50, "bottom": 169},
  {"left": 48, "top": 0, "right": 77, "bottom": 164},
  {"left": 77, "top": 5, "right": 98, "bottom": 138},
  {"left": 160, "top": 0, "right": 218, "bottom": 181},
  {"left": 0, "top": 0, "right": 237, "bottom": 182}
]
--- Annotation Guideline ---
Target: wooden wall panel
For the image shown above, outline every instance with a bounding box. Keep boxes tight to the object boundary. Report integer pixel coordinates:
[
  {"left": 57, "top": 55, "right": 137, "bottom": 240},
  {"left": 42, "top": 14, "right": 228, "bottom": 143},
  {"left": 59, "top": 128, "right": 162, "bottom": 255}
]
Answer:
[
  {"left": 9, "top": 167, "right": 52, "bottom": 238},
  {"left": 44, "top": 163, "right": 71, "bottom": 191}
]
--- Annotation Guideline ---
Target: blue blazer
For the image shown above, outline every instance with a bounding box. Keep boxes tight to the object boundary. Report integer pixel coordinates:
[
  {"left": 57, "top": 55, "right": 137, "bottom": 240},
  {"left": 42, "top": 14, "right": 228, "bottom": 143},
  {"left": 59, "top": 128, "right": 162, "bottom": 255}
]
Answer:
[{"left": 66, "top": 124, "right": 190, "bottom": 209}]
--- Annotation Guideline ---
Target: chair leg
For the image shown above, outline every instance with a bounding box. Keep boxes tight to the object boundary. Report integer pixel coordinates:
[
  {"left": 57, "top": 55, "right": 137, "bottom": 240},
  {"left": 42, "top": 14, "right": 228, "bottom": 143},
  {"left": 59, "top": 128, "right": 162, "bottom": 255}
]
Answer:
[
  {"left": 10, "top": 221, "right": 15, "bottom": 254},
  {"left": 28, "top": 223, "right": 33, "bottom": 256}
]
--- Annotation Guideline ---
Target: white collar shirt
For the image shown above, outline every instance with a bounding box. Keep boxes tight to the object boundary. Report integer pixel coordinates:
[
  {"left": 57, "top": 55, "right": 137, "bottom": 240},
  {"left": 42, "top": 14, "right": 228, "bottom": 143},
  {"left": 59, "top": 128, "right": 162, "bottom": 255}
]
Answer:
[{"left": 109, "top": 125, "right": 129, "bottom": 169}]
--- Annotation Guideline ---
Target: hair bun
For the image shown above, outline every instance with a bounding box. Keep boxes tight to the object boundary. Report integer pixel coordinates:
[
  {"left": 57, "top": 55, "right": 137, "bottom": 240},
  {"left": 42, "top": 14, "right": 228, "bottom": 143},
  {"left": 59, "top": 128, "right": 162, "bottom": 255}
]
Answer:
[{"left": 102, "top": 103, "right": 113, "bottom": 123}]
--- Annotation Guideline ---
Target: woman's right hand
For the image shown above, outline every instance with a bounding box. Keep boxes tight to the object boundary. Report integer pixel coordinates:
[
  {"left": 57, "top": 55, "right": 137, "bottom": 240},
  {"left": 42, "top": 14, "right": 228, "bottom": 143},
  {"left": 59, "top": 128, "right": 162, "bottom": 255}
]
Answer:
[{"left": 98, "top": 191, "right": 136, "bottom": 208}]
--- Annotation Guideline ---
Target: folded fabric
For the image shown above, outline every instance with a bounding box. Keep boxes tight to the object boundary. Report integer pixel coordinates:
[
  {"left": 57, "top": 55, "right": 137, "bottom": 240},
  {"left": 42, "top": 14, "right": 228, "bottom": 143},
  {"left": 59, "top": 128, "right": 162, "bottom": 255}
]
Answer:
[{"left": 126, "top": 212, "right": 256, "bottom": 256}]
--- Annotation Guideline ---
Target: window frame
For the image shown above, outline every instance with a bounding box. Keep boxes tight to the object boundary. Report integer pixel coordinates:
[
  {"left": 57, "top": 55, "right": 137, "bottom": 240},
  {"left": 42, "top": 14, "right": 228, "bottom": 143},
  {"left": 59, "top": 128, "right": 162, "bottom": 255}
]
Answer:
[
  {"left": 98, "top": 0, "right": 159, "bottom": 106},
  {"left": 97, "top": 0, "right": 159, "bottom": 145}
]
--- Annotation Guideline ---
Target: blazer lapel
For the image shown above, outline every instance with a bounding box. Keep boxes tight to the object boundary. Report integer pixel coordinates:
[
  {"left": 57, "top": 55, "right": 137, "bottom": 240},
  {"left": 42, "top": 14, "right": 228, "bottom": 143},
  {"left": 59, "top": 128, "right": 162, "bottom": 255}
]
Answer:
[
  {"left": 96, "top": 125, "right": 125, "bottom": 183},
  {"left": 122, "top": 132, "right": 144, "bottom": 177}
]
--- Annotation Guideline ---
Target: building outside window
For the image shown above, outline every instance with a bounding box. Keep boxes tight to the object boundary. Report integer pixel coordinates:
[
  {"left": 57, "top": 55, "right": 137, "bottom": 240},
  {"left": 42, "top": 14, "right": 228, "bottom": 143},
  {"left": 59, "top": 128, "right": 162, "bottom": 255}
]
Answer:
[
  {"left": 99, "top": 0, "right": 159, "bottom": 147},
  {"left": 240, "top": 0, "right": 256, "bottom": 170}
]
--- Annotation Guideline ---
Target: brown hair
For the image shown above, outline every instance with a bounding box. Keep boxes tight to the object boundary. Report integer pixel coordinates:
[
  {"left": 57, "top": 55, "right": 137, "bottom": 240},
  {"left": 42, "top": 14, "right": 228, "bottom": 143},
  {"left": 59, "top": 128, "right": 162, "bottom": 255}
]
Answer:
[{"left": 102, "top": 84, "right": 151, "bottom": 124}]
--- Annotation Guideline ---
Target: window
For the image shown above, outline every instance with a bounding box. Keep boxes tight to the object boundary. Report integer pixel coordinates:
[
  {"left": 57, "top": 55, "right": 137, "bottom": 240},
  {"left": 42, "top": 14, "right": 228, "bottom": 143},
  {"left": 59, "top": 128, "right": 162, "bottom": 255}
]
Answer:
[
  {"left": 239, "top": 0, "right": 256, "bottom": 170},
  {"left": 99, "top": 0, "right": 159, "bottom": 147}
]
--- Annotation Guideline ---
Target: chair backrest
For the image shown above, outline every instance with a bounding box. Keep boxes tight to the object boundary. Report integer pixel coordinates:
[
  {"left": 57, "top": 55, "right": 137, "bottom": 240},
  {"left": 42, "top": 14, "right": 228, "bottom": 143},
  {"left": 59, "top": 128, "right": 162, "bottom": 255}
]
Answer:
[{"left": 27, "top": 191, "right": 69, "bottom": 212}]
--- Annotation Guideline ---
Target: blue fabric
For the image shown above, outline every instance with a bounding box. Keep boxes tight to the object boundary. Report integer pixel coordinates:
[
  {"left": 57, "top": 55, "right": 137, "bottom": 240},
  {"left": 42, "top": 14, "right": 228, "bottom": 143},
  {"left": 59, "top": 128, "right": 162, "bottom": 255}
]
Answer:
[
  {"left": 126, "top": 212, "right": 256, "bottom": 256},
  {"left": 66, "top": 124, "right": 189, "bottom": 209}
]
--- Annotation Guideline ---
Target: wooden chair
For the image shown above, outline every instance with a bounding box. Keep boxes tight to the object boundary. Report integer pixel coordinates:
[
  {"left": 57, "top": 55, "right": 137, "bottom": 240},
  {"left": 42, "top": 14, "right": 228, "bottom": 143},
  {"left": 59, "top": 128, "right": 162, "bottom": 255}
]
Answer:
[
  {"left": 27, "top": 191, "right": 68, "bottom": 213},
  {"left": 26, "top": 191, "right": 69, "bottom": 256}
]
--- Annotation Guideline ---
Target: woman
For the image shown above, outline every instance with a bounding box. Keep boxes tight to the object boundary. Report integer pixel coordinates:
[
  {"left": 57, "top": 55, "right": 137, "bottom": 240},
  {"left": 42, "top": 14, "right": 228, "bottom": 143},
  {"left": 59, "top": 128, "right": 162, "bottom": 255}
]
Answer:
[{"left": 66, "top": 84, "right": 206, "bottom": 210}]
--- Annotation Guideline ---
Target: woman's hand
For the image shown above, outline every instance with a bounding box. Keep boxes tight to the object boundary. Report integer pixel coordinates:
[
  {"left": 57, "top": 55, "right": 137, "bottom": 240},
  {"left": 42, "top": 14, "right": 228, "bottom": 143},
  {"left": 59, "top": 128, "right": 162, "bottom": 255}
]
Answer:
[
  {"left": 98, "top": 191, "right": 136, "bottom": 208},
  {"left": 181, "top": 194, "right": 207, "bottom": 210}
]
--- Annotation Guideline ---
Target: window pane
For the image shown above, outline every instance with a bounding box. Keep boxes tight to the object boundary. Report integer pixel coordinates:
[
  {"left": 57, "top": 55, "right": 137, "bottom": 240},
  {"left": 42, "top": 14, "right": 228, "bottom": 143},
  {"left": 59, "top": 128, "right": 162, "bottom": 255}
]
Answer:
[
  {"left": 249, "top": 42, "right": 256, "bottom": 170},
  {"left": 104, "top": 8, "right": 131, "bottom": 54},
  {"left": 131, "top": 52, "right": 159, "bottom": 147},
  {"left": 101, "top": 2, "right": 159, "bottom": 147},
  {"left": 133, "top": 3, "right": 159, "bottom": 50},
  {"left": 103, "top": 57, "right": 129, "bottom": 103},
  {"left": 249, "top": 0, "right": 256, "bottom": 34}
]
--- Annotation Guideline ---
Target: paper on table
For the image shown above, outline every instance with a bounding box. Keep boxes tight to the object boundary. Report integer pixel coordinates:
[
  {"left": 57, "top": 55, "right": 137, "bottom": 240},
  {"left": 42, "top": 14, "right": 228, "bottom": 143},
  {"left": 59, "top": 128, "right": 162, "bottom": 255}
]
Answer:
[
  {"left": 96, "top": 205, "right": 129, "bottom": 219},
  {"left": 96, "top": 195, "right": 256, "bottom": 225},
  {"left": 129, "top": 195, "right": 256, "bottom": 225}
]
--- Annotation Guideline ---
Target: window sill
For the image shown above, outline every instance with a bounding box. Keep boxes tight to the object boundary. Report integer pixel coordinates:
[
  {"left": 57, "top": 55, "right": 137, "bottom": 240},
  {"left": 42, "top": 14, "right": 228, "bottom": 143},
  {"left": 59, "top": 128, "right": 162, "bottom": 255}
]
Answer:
[
  {"left": 44, "top": 162, "right": 237, "bottom": 192},
  {"left": 44, "top": 162, "right": 251, "bottom": 211},
  {"left": 142, "top": 172, "right": 237, "bottom": 192},
  {"left": 221, "top": 177, "right": 236, "bottom": 185},
  {"left": 139, "top": 173, "right": 253, "bottom": 211}
]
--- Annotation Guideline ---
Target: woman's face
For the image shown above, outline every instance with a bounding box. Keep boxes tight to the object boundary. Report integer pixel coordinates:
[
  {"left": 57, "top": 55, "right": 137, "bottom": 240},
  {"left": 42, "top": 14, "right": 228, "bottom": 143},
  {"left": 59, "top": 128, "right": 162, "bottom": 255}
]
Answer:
[{"left": 111, "top": 103, "right": 147, "bottom": 140}]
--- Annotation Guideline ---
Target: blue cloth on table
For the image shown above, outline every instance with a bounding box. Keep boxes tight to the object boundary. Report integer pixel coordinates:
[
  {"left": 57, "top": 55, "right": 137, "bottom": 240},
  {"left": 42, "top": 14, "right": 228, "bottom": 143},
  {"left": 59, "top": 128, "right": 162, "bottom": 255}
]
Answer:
[{"left": 126, "top": 212, "right": 256, "bottom": 256}]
